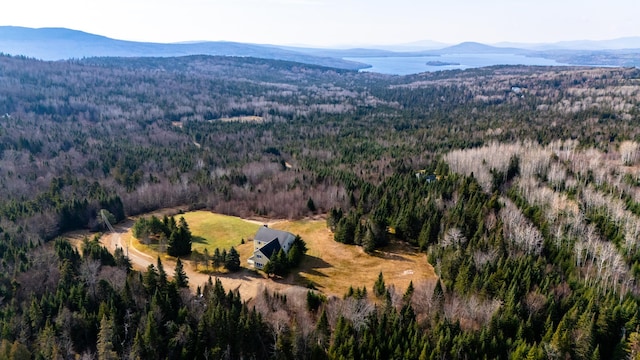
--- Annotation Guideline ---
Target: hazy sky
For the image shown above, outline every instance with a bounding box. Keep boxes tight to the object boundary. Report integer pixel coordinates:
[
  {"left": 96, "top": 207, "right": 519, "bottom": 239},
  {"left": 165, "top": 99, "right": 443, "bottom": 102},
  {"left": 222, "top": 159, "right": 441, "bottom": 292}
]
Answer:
[{"left": 3, "top": 0, "right": 639, "bottom": 46}]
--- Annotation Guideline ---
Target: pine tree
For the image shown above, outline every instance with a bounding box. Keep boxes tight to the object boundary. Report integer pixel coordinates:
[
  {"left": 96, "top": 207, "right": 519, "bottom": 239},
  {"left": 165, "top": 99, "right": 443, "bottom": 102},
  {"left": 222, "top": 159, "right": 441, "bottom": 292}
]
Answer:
[
  {"left": 213, "top": 248, "right": 222, "bottom": 268},
  {"left": 307, "top": 197, "right": 317, "bottom": 212},
  {"left": 168, "top": 217, "right": 192, "bottom": 257},
  {"left": 403, "top": 281, "right": 414, "bottom": 303},
  {"left": 168, "top": 231, "right": 179, "bottom": 257},
  {"left": 97, "top": 315, "right": 118, "bottom": 360},
  {"left": 156, "top": 257, "right": 168, "bottom": 293},
  {"left": 418, "top": 343, "right": 428, "bottom": 360},
  {"left": 374, "top": 272, "right": 386, "bottom": 298},
  {"left": 327, "top": 207, "right": 343, "bottom": 231},
  {"left": 225, "top": 247, "right": 241, "bottom": 272},
  {"left": 143, "top": 264, "right": 158, "bottom": 294},
  {"left": 263, "top": 259, "right": 275, "bottom": 276},
  {"left": 334, "top": 216, "right": 355, "bottom": 244},
  {"left": 362, "top": 224, "right": 377, "bottom": 253},
  {"left": 174, "top": 258, "right": 188, "bottom": 288},
  {"left": 142, "top": 311, "right": 159, "bottom": 359},
  {"left": 287, "top": 235, "right": 307, "bottom": 267},
  {"left": 432, "top": 279, "right": 444, "bottom": 311}
]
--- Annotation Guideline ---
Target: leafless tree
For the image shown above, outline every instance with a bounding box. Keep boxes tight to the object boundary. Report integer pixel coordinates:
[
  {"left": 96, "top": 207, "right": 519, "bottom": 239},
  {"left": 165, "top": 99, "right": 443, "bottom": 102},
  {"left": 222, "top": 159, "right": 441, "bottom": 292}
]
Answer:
[
  {"left": 524, "top": 291, "right": 547, "bottom": 316},
  {"left": 80, "top": 259, "right": 102, "bottom": 300},
  {"left": 442, "top": 228, "right": 467, "bottom": 248},
  {"left": 620, "top": 140, "right": 639, "bottom": 165},
  {"left": 411, "top": 280, "right": 437, "bottom": 321},
  {"left": 500, "top": 199, "right": 543, "bottom": 256}
]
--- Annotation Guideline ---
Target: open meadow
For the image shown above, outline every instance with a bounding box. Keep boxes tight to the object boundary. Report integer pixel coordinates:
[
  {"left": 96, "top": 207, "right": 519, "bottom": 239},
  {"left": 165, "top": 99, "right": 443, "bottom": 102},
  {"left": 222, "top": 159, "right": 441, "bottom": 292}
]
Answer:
[
  {"left": 268, "top": 219, "right": 436, "bottom": 297},
  {"left": 119, "top": 211, "right": 436, "bottom": 297}
]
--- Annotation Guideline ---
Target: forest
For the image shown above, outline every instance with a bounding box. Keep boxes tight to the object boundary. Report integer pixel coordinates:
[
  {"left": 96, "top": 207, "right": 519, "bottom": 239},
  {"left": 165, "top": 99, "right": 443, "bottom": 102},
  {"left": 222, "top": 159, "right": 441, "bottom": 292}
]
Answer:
[{"left": 0, "top": 53, "right": 640, "bottom": 358}]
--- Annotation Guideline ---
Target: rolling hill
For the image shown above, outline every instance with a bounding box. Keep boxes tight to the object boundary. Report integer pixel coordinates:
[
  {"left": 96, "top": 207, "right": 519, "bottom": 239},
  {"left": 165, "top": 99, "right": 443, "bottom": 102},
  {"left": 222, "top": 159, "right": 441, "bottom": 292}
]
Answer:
[{"left": 0, "top": 26, "right": 368, "bottom": 70}]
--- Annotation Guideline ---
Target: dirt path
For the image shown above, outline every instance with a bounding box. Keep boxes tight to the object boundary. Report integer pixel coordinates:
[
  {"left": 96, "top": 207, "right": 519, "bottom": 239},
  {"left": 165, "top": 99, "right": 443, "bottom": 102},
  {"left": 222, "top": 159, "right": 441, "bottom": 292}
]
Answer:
[
  {"left": 101, "top": 221, "right": 291, "bottom": 301},
  {"left": 67, "top": 210, "right": 433, "bottom": 300}
]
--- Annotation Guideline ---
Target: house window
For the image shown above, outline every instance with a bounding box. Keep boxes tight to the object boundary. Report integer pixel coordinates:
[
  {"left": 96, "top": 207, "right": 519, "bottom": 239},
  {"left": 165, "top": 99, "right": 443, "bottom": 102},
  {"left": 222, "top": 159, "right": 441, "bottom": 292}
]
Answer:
[
  {"left": 257, "top": 263, "right": 262, "bottom": 267},
  {"left": 257, "top": 254, "right": 262, "bottom": 258}
]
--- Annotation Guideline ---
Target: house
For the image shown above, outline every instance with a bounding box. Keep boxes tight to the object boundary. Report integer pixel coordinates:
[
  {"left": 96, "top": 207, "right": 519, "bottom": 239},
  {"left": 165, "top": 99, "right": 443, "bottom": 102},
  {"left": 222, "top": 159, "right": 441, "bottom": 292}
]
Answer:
[
  {"left": 415, "top": 170, "right": 438, "bottom": 183},
  {"left": 247, "top": 225, "right": 296, "bottom": 269}
]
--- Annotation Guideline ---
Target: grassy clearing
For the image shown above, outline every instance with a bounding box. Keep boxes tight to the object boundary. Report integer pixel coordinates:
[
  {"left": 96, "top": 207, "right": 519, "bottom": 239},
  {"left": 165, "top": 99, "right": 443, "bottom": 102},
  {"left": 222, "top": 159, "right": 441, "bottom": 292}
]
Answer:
[
  {"left": 179, "top": 211, "right": 260, "bottom": 252},
  {"left": 129, "top": 211, "right": 261, "bottom": 261},
  {"left": 269, "top": 219, "right": 437, "bottom": 297},
  {"left": 128, "top": 211, "right": 436, "bottom": 297}
]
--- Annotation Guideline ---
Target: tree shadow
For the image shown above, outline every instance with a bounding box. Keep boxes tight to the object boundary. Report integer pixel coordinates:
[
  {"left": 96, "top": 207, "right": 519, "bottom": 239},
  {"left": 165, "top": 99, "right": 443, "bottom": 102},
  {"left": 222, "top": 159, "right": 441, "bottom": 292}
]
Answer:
[
  {"left": 292, "top": 273, "right": 325, "bottom": 290},
  {"left": 370, "top": 251, "right": 411, "bottom": 262},
  {"left": 265, "top": 255, "right": 333, "bottom": 289},
  {"left": 195, "top": 267, "right": 264, "bottom": 282},
  {"left": 226, "top": 268, "right": 264, "bottom": 281},
  {"left": 301, "top": 255, "right": 332, "bottom": 270},
  {"left": 191, "top": 236, "right": 208, "bottom": 244},
  {"left": 368, "top": 241, "right": 420, "bottom": 262}
]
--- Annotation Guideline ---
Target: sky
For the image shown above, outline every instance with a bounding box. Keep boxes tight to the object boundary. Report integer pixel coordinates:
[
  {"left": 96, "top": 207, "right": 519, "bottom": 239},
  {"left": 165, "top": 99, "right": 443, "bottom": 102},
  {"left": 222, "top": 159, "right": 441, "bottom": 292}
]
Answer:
[{"left": 2, "top": 0, "right": 639, "bottom": 47}]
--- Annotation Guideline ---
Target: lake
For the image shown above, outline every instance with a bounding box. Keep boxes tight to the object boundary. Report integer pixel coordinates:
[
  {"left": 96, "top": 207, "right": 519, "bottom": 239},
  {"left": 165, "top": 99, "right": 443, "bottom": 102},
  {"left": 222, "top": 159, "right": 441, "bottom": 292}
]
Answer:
[{"left": 344, "top": 53, "right": 571, "bottom": 75}]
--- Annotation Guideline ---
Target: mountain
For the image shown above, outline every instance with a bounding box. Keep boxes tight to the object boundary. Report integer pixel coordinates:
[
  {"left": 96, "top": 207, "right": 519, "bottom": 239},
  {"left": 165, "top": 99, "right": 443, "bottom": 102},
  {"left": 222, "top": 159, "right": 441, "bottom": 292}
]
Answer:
[
  {"left": 3, "top": 27, "right": 639, "bottom": 72},
  {"left": 274, "top": 46, "right": 402, "bottom": 58},
  {"left": 433, "top": 42, "right": 530, "bottom": 55},
  {"left": 0, "top": 26, "right": 368, "bottom": 70},
  {"left": 360, "top": 39, "right": 450, "bottom": 52},
  {"left": 495, "top": 37, "right": 640, "bottom": 51},
  {"left": 547, "top": 37, "right": 640, "bottom": 50}
]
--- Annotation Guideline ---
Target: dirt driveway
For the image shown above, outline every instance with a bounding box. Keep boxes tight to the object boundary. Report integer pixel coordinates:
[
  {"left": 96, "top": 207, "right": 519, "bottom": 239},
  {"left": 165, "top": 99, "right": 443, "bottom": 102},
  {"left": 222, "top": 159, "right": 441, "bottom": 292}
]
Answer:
[{"left": 84, "top": 219, "right": 291, "bottom": 301}]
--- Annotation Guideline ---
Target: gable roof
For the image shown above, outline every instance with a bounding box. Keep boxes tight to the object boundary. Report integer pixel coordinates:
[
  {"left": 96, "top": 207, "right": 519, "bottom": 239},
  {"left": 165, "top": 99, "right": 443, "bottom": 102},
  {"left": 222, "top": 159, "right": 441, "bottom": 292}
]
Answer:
[
  {"left": 254, "top": 226, "right": 295, "bottom": 249},
  {"left": 258, "top": 239, "right": 282, "bottom": 260}
]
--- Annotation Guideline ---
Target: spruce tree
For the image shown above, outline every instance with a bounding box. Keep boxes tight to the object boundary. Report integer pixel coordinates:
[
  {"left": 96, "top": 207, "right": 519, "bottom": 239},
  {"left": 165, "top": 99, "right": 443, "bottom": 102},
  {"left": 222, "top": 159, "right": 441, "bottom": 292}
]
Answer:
[
  {"left": 213, "top": 248, "right": 222, "bottom": 268},
  {"left": 174, "top": 258, "right": 188, "bottom": 288},
  {"left": 374, "top": 272, "right": 386, "bottom": 298},
  {"left": 156, "top": 257, "right": 168, "bottom": 292},
  {"left": 225, "top": 247, "right": 241, "bottom": 272},
  {"left": 97, "top": 315, "right": 118, "bottom": 360},
  {"left": 316, "top": 309, "right": 330, "bottom": 349}
]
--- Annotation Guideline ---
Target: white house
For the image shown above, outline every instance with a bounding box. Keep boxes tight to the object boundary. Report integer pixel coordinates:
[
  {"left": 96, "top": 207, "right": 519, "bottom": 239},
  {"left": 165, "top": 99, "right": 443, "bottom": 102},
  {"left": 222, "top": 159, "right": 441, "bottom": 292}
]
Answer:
[{"left": 247, "top": 225, "right": 296, "bottom": 269}]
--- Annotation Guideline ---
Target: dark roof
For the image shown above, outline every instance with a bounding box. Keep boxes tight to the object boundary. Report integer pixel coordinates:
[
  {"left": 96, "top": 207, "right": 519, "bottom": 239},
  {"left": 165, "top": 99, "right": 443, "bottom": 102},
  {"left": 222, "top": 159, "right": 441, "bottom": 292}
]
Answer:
[
  {"left": 258, "top": 239, "right": 282, "bottom": 259},
  {"left": 254, "top": 227, "right": 295, "bottom": 248}
]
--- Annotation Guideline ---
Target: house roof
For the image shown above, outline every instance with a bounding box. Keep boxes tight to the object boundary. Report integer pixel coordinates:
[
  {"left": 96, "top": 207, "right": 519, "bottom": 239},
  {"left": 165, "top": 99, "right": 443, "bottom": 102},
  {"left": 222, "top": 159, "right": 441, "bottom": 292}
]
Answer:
[
  {"left": 258, "top": 239, "right": 282, "bottom": 259},
  {"left": 254, "top": 227, "right": 295, "bottom": 249}
]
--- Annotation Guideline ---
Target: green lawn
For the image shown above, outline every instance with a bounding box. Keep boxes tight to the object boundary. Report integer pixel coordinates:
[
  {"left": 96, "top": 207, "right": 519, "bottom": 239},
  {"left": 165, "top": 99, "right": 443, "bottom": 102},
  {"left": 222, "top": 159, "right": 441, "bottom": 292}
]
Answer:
[
  {"left": 179, "top": 211, "right": 261, "bottom": 253},
  {"left": 127, "top": 211, "right": 435, "bottom": 296}
]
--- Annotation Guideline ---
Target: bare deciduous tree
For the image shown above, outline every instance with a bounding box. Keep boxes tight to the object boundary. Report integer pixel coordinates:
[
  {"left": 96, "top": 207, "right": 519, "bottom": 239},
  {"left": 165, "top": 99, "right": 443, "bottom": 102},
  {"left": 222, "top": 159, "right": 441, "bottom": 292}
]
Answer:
[{"left": 620, "top": 140, "right": 639, "bottom": 166}]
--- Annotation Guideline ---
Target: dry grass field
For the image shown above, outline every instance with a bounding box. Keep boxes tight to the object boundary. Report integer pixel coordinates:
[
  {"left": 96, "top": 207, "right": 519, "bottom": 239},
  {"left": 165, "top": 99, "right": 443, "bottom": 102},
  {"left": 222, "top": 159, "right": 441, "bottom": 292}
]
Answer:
[
  {"left": 267, "top": 219, "right": 437, "bottom": 297},
  {"left": 70, "top": 210, "right": 437, "bottom": 298}
]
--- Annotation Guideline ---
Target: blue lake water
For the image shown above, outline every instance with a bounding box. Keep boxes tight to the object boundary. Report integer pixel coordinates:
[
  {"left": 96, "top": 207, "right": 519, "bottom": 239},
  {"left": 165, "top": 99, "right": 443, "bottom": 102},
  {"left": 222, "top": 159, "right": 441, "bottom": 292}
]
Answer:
[{"left": 344, "top": 54, "right": 572, "bottom": 75}]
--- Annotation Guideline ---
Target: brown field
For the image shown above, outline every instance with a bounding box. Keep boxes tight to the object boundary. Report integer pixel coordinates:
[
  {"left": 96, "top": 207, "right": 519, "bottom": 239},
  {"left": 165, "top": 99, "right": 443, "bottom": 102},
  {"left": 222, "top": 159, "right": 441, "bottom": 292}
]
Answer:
[
  {"left": 66, "top": 210, "right": 437, "bottom": 299},
  {"left": 252, "top": 219, "right": 436, "bottom": 297}
]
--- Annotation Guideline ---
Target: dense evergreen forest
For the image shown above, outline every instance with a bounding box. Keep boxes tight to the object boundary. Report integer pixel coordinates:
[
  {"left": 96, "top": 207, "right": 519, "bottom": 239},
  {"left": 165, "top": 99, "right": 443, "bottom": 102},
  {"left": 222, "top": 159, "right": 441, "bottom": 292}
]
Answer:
[{"left": 1, "top": 53, "right": 640, "bottom": 358}]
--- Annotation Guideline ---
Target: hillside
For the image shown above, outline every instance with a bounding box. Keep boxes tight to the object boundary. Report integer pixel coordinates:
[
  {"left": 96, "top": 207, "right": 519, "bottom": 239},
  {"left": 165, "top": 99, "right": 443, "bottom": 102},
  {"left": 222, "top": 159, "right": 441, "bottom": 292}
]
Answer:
[
  {"left": 0, "top": 54, "right": 640, "bottom": 358},
  {"left": 0, "top": 26, "right": 368, "bottom": 70},
  {"left": 4, "top": 26, "right": 640, "bottom": 72}
]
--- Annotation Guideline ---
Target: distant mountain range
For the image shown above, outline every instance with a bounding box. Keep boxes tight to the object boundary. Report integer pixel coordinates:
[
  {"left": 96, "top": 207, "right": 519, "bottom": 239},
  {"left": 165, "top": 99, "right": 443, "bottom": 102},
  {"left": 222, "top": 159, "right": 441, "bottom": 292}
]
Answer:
[
  {"left": 0, "top": 26, "right": 368, "bottom": 70},
  {"left": 1, "top": 26, "right": 639, "bottom": 70},
  {"left": 494, "top": 37, "right": 640, "bottom": 51}
]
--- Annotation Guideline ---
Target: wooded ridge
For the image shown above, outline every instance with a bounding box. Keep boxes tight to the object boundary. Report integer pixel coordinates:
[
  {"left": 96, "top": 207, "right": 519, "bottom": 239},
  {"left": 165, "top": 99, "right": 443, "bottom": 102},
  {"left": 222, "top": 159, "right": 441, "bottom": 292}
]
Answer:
[{"left": 0, "top": 54, "right": 640, "bottom": 358}]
